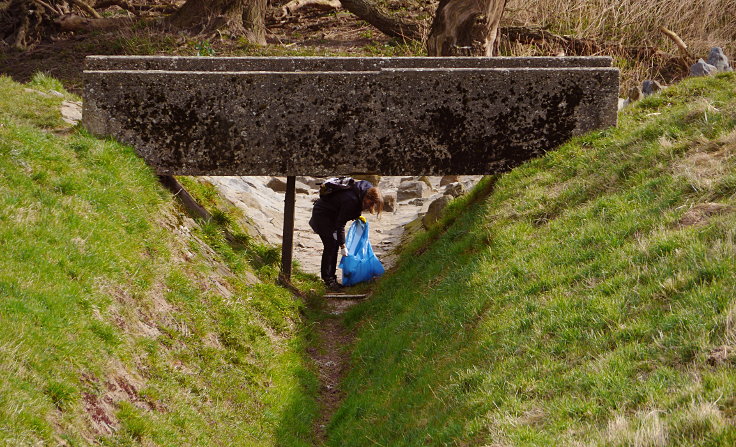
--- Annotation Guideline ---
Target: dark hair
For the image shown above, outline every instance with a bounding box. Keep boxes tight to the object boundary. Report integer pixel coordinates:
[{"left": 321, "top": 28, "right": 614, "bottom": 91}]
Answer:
[{"left": 364, "top": 187, "right": 383, "bottom": 215}]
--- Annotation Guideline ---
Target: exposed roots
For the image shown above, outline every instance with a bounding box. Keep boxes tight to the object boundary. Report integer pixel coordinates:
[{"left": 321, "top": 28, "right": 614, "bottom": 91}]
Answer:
[
  {"left": 1, "top": 0, "right": 58, "bottom": 49},
  {"left": 276, "top": 0, "right": 341, "bottom": 19}
]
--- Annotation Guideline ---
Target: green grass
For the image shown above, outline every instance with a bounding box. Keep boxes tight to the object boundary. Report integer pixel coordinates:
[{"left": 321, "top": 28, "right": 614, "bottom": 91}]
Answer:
[
  {"left": 327, "top": 72, "right": 736, "bottom": 446},
  {"left": 0, "top": 74, "right": 320, "bottom": 446}
]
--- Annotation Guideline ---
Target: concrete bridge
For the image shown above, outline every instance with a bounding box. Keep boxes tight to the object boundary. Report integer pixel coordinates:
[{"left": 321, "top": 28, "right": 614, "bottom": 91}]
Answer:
[{"left": 83, "top": 56, "right": 619, "bottom": 280}]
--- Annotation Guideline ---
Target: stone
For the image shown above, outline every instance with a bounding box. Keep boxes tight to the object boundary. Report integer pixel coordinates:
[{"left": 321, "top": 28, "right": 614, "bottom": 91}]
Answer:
[
  {"left": 83, "top": 56, "right": 619, "bottom": 176},
  {"left": 706, "top": 47, "right": 733, "bottom": 72},
  {"left": 297, "top": 176, "right": 322, "bottom": 190},
  {"left": 295, "top": 181, "right": 311, "bottom": 194},
  {"left": 690, "top": 59, "right": 718, "bottom": 77},
  {"left": 383, "top": 193, "right": 396, "bottom": 212},
  {"left": 266, "top": 177, "right": 287, "bottom": 192},
  {"left": 397, "top": 180, "right": 430, "bottom": 201},
  {"left": 423, "top": 195, "right": 453, "bottom": 228},
  {"left": 627, "top": 85, "right": 642, "bottom": 102},
  {"left": 641, "top": 80, "right": 663, "bottom": 97},
  {"left": 418, "top": 176, "right": 433, "bottom": 190},
  {"left": 407, "top": 198, "right": 426, "bottom": 206},
  {"left": 24, "top": 88, "right": 50, "bottom": 98},
  {"left": 61, "top": 100, "right": 83, "bottom": 125},
  {"left": 352, "top": 174, "right": 381, "bottom": 186},
  {"left": 440, "top": 175, "right": 460, "bottom": 186},
  {"left": 444, "top": 182, "right": 466, "bottom": 198}
]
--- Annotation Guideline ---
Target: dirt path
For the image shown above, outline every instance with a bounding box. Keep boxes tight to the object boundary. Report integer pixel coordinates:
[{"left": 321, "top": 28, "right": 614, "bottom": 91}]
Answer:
[{"left": 309, "top": 295, "right": 364, "bottom": 445}]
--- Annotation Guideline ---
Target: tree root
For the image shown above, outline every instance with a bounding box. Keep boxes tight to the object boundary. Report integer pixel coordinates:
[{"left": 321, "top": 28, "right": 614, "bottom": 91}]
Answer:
[
  {"left": 277, "top": 0, "right": 341, "bottom": 19},
  {"left": 339, "top": 0, "right": 424, "bottom": 42},
  {"left": 54, "top": 13, "right": 133, "bottom": 32}
]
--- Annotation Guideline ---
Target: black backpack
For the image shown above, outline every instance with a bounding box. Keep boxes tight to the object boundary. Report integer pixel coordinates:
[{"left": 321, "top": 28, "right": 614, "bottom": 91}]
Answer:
[{"left": 319, "top": 177, "right": 356, "bottom": 198}]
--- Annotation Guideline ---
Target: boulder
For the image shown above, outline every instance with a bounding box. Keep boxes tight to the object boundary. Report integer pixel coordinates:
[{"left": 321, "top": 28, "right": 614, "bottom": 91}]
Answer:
[
  {"left": 266, "top": 177, "right": 311, "bottom": 194},
  {"left": 440, "top": 175, "right": 461, "bottom": 186},
  {"left": 444, "top": 182, "right": 466, "bottom": 198},
  {"left": 297, "top": 176, "right": 321, "bottom": 189},
  {"left": 266, "top": 177, "right": 287, "bottom": 192},
  {"left": 295, "top": 181, "right": 311, "bottom": 194},
  {"left": 61, "top": 100, "right": 83, "bottom": 125},
  {"left": 690, "top": 59, "right": 718, "bottom": 77},
  {"left": 418, "top": 175, "right": 433, "bottom": 190},
  {"left": 423, "top": 195, "right": 453, "bottom": 228},
  {"left": 352, "top": 174, "right": 381, "bottom": 186},
  {"left": 706, "top": 47, "right": 733, "bottom": 72},
  {"left": 641, "top": 80, "right": 663, "bottom": 97},
  {"left": 397, "top": 180, "right": 430, "bottom": 201},
  {"left": 383, "top": 193, "right": 396, "bottom": 212},
  {"left": 627, "top": 85, "right": 642, "bottom": 102}
]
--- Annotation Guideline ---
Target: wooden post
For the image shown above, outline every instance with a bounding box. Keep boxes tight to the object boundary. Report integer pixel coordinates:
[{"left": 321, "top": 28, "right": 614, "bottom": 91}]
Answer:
[{"left": 280, "top": 176, "right": 297, "bottom": 283}]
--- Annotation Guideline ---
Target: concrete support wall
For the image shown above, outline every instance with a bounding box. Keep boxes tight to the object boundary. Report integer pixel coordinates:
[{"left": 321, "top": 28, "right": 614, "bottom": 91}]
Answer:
[{"left": 84, "top": 57, "right": 619, "bottom": 176}]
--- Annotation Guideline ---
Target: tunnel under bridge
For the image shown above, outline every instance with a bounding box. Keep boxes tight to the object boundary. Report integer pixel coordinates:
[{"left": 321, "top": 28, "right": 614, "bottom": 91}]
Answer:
[{"left": 83, "top": 55, "right": 619, "bottom": 281}]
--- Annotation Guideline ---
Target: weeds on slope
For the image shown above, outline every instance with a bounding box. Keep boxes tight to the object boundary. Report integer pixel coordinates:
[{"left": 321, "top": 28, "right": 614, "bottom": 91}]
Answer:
[
  {"left": 0, "top": 75, "right": 319, "bottom": 446},
  {"left": 329, "top": 73, "right": 736, "bottom": 446}
]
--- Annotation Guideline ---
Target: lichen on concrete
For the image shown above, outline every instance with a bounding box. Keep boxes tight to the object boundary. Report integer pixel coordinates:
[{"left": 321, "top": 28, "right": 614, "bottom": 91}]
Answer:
[{"left": 83, "top": 57, "right": 619, "bottom": 176}]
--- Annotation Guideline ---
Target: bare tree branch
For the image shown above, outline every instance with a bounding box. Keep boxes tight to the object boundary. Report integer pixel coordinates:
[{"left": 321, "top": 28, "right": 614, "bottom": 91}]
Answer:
[
  {"left": 70, "top": 0, "right": 102, "bottom": 18},
  {"left": 659, "top": 26, "right": 693, "bottom": 59},
  {"left": 339, "top": 0, "right": 423, "bottom": 42}
]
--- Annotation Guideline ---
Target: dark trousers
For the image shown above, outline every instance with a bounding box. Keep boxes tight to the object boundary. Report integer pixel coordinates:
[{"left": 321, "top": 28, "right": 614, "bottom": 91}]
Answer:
[{"left": 310, "top": 217, "right": 339, "bottom": 283}]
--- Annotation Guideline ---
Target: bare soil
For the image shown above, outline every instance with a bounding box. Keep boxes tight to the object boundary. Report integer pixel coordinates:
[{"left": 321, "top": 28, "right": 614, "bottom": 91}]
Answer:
[{"left": 309, "top": 295, "right": 364, "bottom": 444}]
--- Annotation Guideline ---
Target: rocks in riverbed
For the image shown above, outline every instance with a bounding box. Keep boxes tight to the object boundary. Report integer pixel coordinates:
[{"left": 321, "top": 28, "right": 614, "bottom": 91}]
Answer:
[
  {"left": 266, "top": 177, "right": 311, "bottom": 194},
  {"left": 440, "top": 175, "right": 460, "bottom": 186},
  {"left": 423, "top": 195, "right": 453, "bottom": 228},
  {"left": 266, "top": 177, "right": 287, "bottom": 192},
  {"left": 397, "top": 180, "right": 431, "bottom": 201},
  {"left": 353, "top": 174, "right": 381, "bottom": 186},
  {"left": 444, "top": 182, "right": 466, "bottom": 198},
  {"left": 383, "top": 193, "right": 396, "bottom": 212}
]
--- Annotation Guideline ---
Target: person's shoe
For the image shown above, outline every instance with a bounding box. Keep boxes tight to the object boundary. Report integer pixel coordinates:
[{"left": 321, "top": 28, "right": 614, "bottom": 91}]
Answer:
[{"left": 325, "top": 279, "right": 343, "bottom": 291}]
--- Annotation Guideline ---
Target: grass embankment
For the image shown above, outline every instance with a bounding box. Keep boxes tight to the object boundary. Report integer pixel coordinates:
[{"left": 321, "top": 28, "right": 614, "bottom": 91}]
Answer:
[
  {"left": 328, "top": 73, "right": 736, "bottom": 446},
  {"left": 0, "top": 75, "right": 320, "bottom": 446}
]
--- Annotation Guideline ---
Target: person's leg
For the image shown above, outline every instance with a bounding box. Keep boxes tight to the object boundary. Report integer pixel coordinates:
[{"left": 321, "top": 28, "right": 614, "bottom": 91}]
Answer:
[{"left": 316, "top": 229, "right": 339, "bottom": 284}]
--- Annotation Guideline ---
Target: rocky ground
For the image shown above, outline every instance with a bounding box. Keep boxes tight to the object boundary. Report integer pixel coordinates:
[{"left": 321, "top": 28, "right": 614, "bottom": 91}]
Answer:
[{"left": 203, "top": 175, "right": 481, "bottom": 280}]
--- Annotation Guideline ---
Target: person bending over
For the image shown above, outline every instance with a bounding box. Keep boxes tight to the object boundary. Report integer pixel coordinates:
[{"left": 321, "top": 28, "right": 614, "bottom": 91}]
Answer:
[{"left": 309, "top": 179, "right": 383, "bottom": 290}]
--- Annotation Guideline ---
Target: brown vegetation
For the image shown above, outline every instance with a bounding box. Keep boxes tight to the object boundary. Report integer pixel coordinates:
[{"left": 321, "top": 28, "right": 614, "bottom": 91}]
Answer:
[{"left": 1, "top": 0, "right": 734, "bottom": 93}]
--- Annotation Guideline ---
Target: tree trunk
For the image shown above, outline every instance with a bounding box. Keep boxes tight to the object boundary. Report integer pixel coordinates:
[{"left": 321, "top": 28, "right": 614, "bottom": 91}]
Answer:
[
  {"left": 169, "top": 0, "right": 267, "bottom": 45},
  {"left": 426, "top": 0, "right": 507, "bottom": 56}
]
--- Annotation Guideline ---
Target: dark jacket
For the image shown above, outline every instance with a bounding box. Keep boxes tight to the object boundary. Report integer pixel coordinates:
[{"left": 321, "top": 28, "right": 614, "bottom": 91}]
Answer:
[{"left": 309, "top": 180, "right": 372, "bottom": 246}]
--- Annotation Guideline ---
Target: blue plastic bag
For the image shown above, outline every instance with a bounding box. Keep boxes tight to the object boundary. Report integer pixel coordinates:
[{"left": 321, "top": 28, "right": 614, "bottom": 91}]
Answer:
[{"left": 339, "top": 220, "right": 384, "bottom": 286}]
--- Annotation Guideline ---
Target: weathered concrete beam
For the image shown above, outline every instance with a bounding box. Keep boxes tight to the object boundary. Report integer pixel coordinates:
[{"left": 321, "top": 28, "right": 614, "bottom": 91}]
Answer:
[
  {"left": 85, "top": 55, "right": 614, "bottom": 72},
  {"left": 84, "top": 57, "right": 619, "bottom": 176}
]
